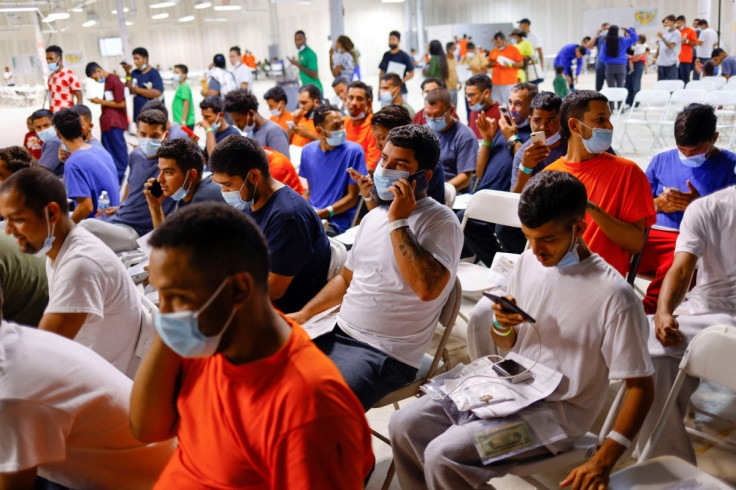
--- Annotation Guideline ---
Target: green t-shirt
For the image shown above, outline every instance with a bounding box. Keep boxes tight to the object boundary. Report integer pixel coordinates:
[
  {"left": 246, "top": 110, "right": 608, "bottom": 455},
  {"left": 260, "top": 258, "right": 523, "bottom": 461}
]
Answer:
[
  {"left": 553, "top": 75, "right": 569, "bottom": 98},
  {"left": 426, "top": 56, "right": 443, "bottom": 79},
  {"left": 0, "top": 234, "right": 48, "bottom": 326},
  {"left": 298, "top": 46, "right": 323, "bottom": 93},
  {"left": 172, "top": 82, "right": 195, "bottom": 127}
]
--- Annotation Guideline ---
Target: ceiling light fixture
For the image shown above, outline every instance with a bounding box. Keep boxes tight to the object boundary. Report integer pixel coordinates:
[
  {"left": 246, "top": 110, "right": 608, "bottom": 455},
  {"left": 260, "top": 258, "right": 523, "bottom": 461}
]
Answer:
[
  {"left": 178, "top": 15, "right": 195, "bottom": 22},
  {"left": 194, "top": 1, "right": 212, "bottom": 8},
  {"left": 150, "top": 1, "right": 177, "bottom": 8},
  {"left": 151, "top": 12, "right": 169, "bottom": 19},
  {"left": 204, "top": 16, "right": 227, "bottom": 21},
  {"left": 213, "top": 4, "right": 241, "bottom": 10},
  {"left": 0, "top": 7, "right": 38, "bottom": 12}
]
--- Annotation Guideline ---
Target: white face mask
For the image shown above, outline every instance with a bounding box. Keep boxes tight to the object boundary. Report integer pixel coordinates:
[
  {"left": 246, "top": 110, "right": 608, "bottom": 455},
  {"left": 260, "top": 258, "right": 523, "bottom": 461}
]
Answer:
[{"left": 34, "top": 206, "right": 56, "bottom": 257}]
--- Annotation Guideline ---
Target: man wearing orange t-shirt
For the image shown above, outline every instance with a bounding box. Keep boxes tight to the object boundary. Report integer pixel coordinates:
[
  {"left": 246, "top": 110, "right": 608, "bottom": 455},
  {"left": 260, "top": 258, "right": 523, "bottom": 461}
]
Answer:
[
  {"left": 488, "top": 32, "right": 524, "bottom": 108},
  {"left": 676, "top": 15, "right": 699, "bottom": 84},
  {"left": 290, "top": 84, "right": 321, "bottom": 147},
  {"left": 344, "top": 81, "right": 382, "bottom": 171},
  {"left": 264, "top": 86, "right": 293, "bottom": 132},
  {"left": 265, "top": 146, "right": 304, "bottom": 194},
  {"left": 130, "top": 203, "right": 373, "bottom": 489},
  {"left": 544, "top": 90, "right": 656, "bottom": 276}
]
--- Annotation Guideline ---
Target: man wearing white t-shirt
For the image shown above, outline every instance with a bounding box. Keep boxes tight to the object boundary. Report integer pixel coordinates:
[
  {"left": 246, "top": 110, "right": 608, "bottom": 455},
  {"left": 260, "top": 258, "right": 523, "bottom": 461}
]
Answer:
[
  {"left": 389, "top": 171, "right": 654, "bottom": 489},
  {"left": 519, "top": 18, "right": 544, "bottom": 71},
  {"left": 693, "top": 19, "right": 719, "bottom": 80},
  {"left": 289, "top": 125, "right": 463, "bottom": 410},
  {"left": 636, "top": 184, "right": 736, "bottom": 463},
  {"left": 0, "top": 317, "right": 174, "bottom": 488},
  {"left": 0, "top": 168, "right": 143, "bottom": 374},
  {"left": 229, "top": 46, "right": 253, "bottom": 90}
]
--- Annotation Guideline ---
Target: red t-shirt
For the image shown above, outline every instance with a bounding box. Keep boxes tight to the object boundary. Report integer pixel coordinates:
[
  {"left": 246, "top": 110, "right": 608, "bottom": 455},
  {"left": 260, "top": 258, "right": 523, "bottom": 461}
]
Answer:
[
  {"left": 266, "top": 147, "right": 304, "bottom": 194},
  {"left": 344, "top": 113, "right": 382, "bottom": 171},
  {"left": 679, "top": 27, "right": 698, "bottom": 63},
  {"left": 544, "top": 153, "right": 656, "bottom": 276},
  {"left": 100, "top": 74, "right": 128, "bottom": 131},
  {"left": 47, "top": 68, "right": 81, "bottom": 112},
  {"left": 23, "top": 132, "right": 43, "bottom": 160},
  {"left": 468, "top": 101, "right": 501, "bottom": 139},
  {"left": 154, "top": 320, "right": 374, "bottom": 490}
]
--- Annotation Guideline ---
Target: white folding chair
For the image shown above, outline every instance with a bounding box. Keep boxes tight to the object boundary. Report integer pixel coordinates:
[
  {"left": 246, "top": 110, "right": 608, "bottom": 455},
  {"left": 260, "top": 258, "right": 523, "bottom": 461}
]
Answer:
[
  {"left": 653, "top": 89, "right": 708, "bottom": 152},
  {"left": 721, "top": 82, "right": 736, "bottom": 92},
  {"left": 618, "top": 89, "right": 670, "bottom": 153},
  {"left": 600, "top": 87, "right": 629, "bottom": 121},
  {"left": 709, "top": 76, "right": 728, "bottom": 89},
  {"left": 707, "top": 90, "right": 736, "bottom": 148},
  {"left": 608, "top": 325, "right": 736, "bottom": 489},
  {"left": 654, "top": 79, "right": 685, "bottom": 92},
  {"left": 685, "top": 79, "right": 709, "bottom": 91},
  {"left": 727, "top": 76, "right": 736, "bottom": 86},
  {"left": 124, "top": 290, "right": 158, "bottom": 379},
  {"left": 443, "top": 182, "right": 457, "bottom": 208},
  {"left": 326, "top": 237, "right": 347, "bottom": 281}
]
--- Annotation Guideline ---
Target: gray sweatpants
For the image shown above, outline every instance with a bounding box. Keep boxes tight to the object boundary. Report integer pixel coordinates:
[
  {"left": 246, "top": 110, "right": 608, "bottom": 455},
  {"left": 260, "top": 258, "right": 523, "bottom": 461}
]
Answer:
[{"left": 78, "top": 219, "right": 140, "bottom": 253}]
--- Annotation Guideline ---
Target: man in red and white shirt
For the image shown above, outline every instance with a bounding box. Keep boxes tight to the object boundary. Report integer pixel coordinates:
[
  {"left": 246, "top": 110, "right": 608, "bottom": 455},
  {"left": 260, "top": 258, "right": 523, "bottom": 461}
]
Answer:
[{"left": 45, "top": 45, "right": 82, "bottom": 113}]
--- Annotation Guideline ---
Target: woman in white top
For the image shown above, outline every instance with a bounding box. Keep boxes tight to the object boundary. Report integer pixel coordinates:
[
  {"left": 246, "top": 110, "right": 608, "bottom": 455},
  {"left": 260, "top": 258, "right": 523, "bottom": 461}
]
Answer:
[{"left": 330, "top": 35, "right": 356, "bottom": 80}]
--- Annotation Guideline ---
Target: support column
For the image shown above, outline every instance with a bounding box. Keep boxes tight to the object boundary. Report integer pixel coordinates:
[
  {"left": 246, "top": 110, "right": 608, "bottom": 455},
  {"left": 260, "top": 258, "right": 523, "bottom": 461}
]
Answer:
[
  {"left": 416, "top": 0, "right": 426, "bottom": 58},
  {"left": 32, "top": 10, "right": 47, "bottom": 84},
  {"left": 115, "top": 0, "right": 131, "bottom": 62},
  {"left": 329, "top": 0, "right": 344, "bottom": 43},
  {"left": 405, "top": 0, "right": 414, "bottom": 52},
  {"left": 268, "top": 0, "right": 280, "bottom": 60}
]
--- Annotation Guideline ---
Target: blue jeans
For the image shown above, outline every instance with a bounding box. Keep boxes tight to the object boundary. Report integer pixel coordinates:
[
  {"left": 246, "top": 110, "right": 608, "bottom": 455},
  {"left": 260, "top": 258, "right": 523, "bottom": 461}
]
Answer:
[
  {"left": 679, "top": 61, "right": 693, "bottom": 84},
  {"left": 658, "top": 64, "right": 678, "bottom": 80},
  {"left": 101, "top": 127, "right": 128, "bottom": 183}
]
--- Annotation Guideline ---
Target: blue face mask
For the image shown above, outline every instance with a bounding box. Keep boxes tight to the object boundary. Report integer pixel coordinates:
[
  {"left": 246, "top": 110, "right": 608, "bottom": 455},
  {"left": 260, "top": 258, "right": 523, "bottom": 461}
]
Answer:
[
  {"left": 60, "top": 142, "right": 69, "bottom": 153},
  {"left": 34, "top": 206, "right": 56, "bottom": 258},
  {"left": 373, "top": 161, "right": 409, "bottom": 200},
  {"left": 221, "top": 173, "right": 253, "bottom": 211},
  {"left": 470, "top": 100, "right": 486, "bottom": 112},
  {"left": 576, "top": 120, "right": 613, "bottom": 155},
  {"left": 426, "top": 111, "right": 449, "bottom": 132},
  {"left": 154, "top": 277, "right": 237, "bottom": 358},
  {"left": 211, "top": 115, "right": 221, "bottom": 133},
  {"left": 379, "top": 90, "right": 394, "bottom": 107},
  {"left": 170, "top": 172, "right": 192, "bottom": 201},
  {"left": 48, "top": 62, "right": 59, "bottom": 72},
  {"left": 601, "top": 30, "right": 609, "bottom": 37},
  {"left": 172, "top": 74, "right": 181, "bottom": 83},
  {"left": 678, "top": 143, "right": 713, "bottom": 168},
  {"left": 555, "top": 227, "right": 580, "bottom": 268},
  {"left": 138, "top": 137, "right": 164, "bottom": 158},
  {"left": 98, "top": 76, "right": 106, "bottom": 84},
  {"left": 325, "top": 128, "right": 346, "bottom": 147},
  {"left": 140, "top": 63, "right": 148, "bottom": 71},
  {"left": 37, "top": 126, "right": 57, "bottom": 143}
]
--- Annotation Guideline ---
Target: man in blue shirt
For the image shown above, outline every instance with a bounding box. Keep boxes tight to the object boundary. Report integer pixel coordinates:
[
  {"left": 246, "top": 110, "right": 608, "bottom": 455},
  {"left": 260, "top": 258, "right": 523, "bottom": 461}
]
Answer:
[
  {"left": 378, "top": 31, "right": 415, "bottom": 95},
  {"left": 144, "top": 138, "right": 224, "bottom": 230},
  {"left": 141, "top": 100, "right": 189, "bottom": 141},
  {"left": 211, "top": 135, "right": 330, "bottom": 313},
  {"left": 123, "top": 47, "right": 164, "bottom": 123},
  {"left": 553, "top": 44, "right": 587, "bottom": 91},
  {"left": 198, "top": 95, "right": 240, "bottom": 158},
  {"left": 51, "top": 109, "right": 119, "bottom": 224},
  {"left": 300, "top": 104, "right": 366, "bottom": 235},
  {"left": 79, "top": 109, "right": 175, "bottom": 252},
  {"left": 587, "top": 23, "right": 611, "bottom": 91},
  {"left": 639, "top": 103, "right": 736, "bottom": 313},
  {"left": 711, "top": 48, "right": 736, "bottom": 79},
  {"left": 224, "top": 89, "right": 291, "bottom": 159},
  {"left": 424, "top": 87, "right": 478, "bottom": 192},
  {"left": 30, "top": 109, "right": 64, "bottom": 178}
]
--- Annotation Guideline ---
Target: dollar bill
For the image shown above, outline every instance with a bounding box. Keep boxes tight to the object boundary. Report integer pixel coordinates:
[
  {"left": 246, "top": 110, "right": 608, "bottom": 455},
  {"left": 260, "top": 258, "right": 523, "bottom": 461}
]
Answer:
[{"left": 473, "top": 421, "right": 534, "bottom": 460}]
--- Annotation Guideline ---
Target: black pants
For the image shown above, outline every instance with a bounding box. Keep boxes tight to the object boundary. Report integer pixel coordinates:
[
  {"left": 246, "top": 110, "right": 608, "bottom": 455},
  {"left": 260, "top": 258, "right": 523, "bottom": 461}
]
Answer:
[
  {"left": 595, "top": 60, "right": 606, "bottom": 91},
  {"left": 679, "top": 61, "right": 693, "bottom": 84},
  {"left": 626, "top": 60, "right": 645, "bottom": 105}
]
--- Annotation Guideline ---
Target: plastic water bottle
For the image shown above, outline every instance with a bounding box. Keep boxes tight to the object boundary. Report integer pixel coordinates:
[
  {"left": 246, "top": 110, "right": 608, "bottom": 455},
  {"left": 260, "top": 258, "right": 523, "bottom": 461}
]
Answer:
[{"left": 99, "top": 191, "right": 110, "bottom": 211}]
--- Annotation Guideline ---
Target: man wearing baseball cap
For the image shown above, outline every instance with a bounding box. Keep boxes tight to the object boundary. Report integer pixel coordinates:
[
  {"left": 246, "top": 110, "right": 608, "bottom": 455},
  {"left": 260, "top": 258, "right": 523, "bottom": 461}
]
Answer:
[{"left": 518, "top": 18, "right": 544, "bottom": 72}]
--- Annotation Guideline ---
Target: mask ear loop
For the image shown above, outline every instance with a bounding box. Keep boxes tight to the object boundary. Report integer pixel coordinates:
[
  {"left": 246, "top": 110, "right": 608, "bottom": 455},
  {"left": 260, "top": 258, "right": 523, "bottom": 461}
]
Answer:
[
  {"left": 195, "top": 276, "right": 233, "bottom": 319},
  {"left": 45, "top": 206, "right": 55, "bottom": 239}
]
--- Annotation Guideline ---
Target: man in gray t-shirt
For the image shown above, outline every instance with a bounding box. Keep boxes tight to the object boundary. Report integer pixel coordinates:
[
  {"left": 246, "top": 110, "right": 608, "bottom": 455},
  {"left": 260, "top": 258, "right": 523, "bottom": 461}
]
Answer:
[
  {"left": 712, "top": 48, "right": 736, "bottom": 79},
  {"left": 656, "top": 15, "right": 682, "bottom": 80},
  {"left": 224, "top": 89, "right": 290, "bottom": 159}
]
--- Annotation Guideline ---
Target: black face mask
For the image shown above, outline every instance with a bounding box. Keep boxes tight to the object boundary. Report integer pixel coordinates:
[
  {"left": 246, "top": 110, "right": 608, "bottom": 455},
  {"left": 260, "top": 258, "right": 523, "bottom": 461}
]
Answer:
[{"left": 389, "top": 43, "right": 399, "bottom": 50}]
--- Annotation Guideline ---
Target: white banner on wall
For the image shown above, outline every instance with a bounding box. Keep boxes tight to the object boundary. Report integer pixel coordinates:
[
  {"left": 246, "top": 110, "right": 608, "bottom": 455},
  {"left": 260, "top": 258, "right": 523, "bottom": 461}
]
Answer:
[{"left": 10, "top": 54, "right": 42, "bottom": 75}]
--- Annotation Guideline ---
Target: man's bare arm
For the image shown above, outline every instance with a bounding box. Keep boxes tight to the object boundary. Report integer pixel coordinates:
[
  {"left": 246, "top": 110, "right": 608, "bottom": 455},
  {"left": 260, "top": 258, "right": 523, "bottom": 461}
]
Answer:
[
  {"left": 38, "top": 312, "right": 88, "bottom": 339},
  {"left": 287, "top": 267, "right": 353, "bottom": 325},
  {"left": 587, "top": 202, "right": 647, "bottom": 254},
  {"left": 390, "top": 226, "right": 450, "bottom": 302}
]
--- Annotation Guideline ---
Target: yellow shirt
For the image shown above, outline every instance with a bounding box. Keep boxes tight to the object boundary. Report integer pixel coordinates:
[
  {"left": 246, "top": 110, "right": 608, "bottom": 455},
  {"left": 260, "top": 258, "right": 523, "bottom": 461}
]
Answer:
[
  {"left": 515, "top": 40, "right": 535, "bottom": 82},
  {"left": 446, "top": 56, "right": 458, "bottom": 90}
]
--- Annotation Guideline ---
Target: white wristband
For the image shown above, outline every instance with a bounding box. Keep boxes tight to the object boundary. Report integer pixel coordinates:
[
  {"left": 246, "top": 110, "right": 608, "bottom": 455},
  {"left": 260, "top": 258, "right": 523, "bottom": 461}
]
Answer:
[
  {"left": 363, "top": 194, "right": 373, "bottom": 202},
  {"left": 607, "top": 430, "right": 632, "bottom": 448},
  {"left": 388, "top": 219, "right": 409, "bottom": 233}
]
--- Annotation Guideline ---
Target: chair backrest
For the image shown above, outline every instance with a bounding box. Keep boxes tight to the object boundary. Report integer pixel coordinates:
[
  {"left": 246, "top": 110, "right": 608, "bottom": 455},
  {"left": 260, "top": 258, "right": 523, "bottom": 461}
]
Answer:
[
  {"left": 681, "top": 324, "right": 736, "bottom": 390},
  {"left": 721, "top": 82, "right": 736, "bottom": 92},
  {"left": 626, "top": 89, "right": 670, "bottom": 122},
  {"left": 685, "top": 80, "right": 708, "bottom": 91},
  {"left": 327, "top": 237, "right": 347, "bottom": 281},
  {"left": 654, "top": 79, "right": 685, "bottom": 92},
  {"left": 444, "top": 182, "right": 457, "bottom": 208},
  {"left": 707, "top": 90, "right": 736, "bottom": 108},
  {"left": 727, "top": 76, "right": 736, "bottom": 85},
  {"left": 669, "top": 88, "right": 708, "bottom": 106},
  {"left": 601, "top": 87, "right": 629, "bottom": 102},
  {"left": 710, "top": 76, "right": 728, "bottom": 89},
  {"left": 427, "top": 277, "right": 463, "bottom": 378},
  {"left": 461, "top": 190, "right": 521, "bottom": 229}
]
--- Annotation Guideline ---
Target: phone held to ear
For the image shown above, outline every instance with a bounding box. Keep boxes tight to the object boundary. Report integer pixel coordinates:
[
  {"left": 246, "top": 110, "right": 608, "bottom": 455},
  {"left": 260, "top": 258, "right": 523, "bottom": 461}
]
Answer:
[
  {"left": 149, "top": 180, "right": 164, "bottom": 198},
  {"left": 482, "top": 292, "right": 536, "bottom": 324},
  {"left": 409, "top": 170, "right": 429, "bottom": 196}
]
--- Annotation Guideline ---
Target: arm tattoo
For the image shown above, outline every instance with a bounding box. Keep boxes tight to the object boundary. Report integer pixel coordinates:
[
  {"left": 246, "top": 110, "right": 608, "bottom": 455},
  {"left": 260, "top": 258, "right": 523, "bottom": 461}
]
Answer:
[{"left": 394, "top": 228, "right": 446, "bottom": 290}]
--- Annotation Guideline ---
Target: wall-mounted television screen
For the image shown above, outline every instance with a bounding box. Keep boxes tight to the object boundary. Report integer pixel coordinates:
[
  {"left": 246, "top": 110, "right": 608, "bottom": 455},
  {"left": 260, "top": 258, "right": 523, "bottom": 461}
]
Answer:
[{"left": 99, "top": 37, "right": 124, "bottom": 57}]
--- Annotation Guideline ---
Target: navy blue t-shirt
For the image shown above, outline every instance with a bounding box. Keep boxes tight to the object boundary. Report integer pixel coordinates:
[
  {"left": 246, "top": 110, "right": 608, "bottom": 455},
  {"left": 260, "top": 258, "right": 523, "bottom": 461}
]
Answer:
[
  {"left": 215, "top": 126, "right": 240, "bottom": 144},
  {"left": 475, "top": 125, "right": 532, "bottom": 192},
  {"left": 378, "top": 50, "right": 415, "bottom": 94},
  {"left": 510, "top": 138, "right": 569, "bottom": 189},
  {"left": 427, "top": 163, "right": 446, "bottom": 205},
  {"left": 66, "top": 145, "right": 121, "bottom": 218},
  {"left": 110, "top": 148, "right": 175, "bottom": 235},
  {"left": 131, "top": 67, "right": 164, "bottom": 122},
  {"left": 38, "top": 137, "right": 64, "bottom": 178},
  {"left": 177, "top": 175, "right": 225, "bottom": 209},
  {"left": 248, "top": 186, "right": 331, "bottom": 313}
]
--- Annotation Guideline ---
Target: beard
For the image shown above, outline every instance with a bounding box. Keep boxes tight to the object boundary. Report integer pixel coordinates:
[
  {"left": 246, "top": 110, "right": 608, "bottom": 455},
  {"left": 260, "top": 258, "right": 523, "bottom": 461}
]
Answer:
[{"left": 371, "top": 188, "right": 395, "bottom": 209}]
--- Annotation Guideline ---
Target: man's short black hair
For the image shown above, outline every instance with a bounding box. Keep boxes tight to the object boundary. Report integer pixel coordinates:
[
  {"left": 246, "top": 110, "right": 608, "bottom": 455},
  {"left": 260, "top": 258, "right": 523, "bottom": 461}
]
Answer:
[
  {"left": 132, "top": 47, "right": 149, "bottom": 58},
  {"left": 577, "top": 45, "right": 588, "bottom": 56},
  {"left": 174, "top": 64, "right": 188, "bottom": 74},
  {"left": 446, "top": 41, "right": 455, "bottom": 52},
  {"left": 466, "top": 73, "right": 492, "bottom": 92},
  {"left": 313, "top": 103, "right": 341, "bottom": 128},
  {"left": 664, "top": 14, "right": 676, "bottom": 22},
  {"left": 149, "top": 202, "right": 270, "bottom": 289},
  {"left": 467, "top": 42, "right": 476, "bottom": 50},
  {"left": 519, "top": 171, "right": 587, "bottom": 230},
  {"left": 493, "top": 31, "right": 506, "bottom": 40},
  {"left": 264, "top": 86, "right": 287, "bottom": 104},
  {"left": 0, "top": 146, "right": 36, "bottom": 171},
  {"left": 371, "top": 105, "right": 412, "bottom": 129},
  {"left": 30, "top": 109, "right": 53, "bottom": 124},
  {"left": 381, "top": 72, "right": 401, "bottom": 88},
  {"left": 0, "top": 167, "right": 69, "bottom": 218},
  {"left": 45, "top": 45, "right": 62, "bottom": 55},
  {"left": 85, "top": 62, "right": 101, "bottom": 77},
  {"left": 530, "top": 91, "right": 562, "bottom": 114},
  {"left": 158, "top": 138, "right": 205, "bottom": 175},
  {"left": 676, "top": 15, "right": 686, "bottom": 22},
  {"left": 230, "top": 46, "right": 242, "bottom": 56},
  {"left": 386, "top": 125, "right": 440, "bottom": 173},
  {"left": 332, "top": 76, "right": 350, "bottom": 88},
  {"left": 558, "top": 90, "right": 608, "bottom": 140},
  {"left": 348, "top": 80, "right": 373, "bottom": 101},
  {"left": 70, "top": 104, "right": 92, "bottom": 123},
  {"left": 213, "top": 54, "right": 226, "bottom": 69},
  {"left": 674, "top": 104, "right": 717, "bottom": 146},
  {"left": 138, "top": 109, "right": 167, "bottom": 129},
  {"left": 298, "top": 83, "right": 322, "bottom": 102},
  {"left": 712, "top": 48, "right": 726, "bottom": 58},
  {"left": 700, "top": 19, "right": 709, "bottom": 27},
  {"left": 295, "top": 30, "right": 306, "bottom": 37},
  {"left": 141, "top": 99, "right": 169, "bottom": 120},
  {"left": 200, "top": 95, "right": 224, "bottom": 114},
  {"left": 512, "top": 82, "right": 539, "bottom": 101},
  {"left": 52, "top": 108, "right": 83, "bottom": 141},
  {"left": 224, "top": 89, "right": 258, "bottom": 115},
  {"left": 426, "top": 87, "right": 452, "bottom": 107},
  {"left": 421, "top": 77, "right": 445, "bottom": 90},
  {"left": 389, "top": 30, "right": 401, "bottom": 39},
  {"left": 210, "top": 135, "right": 270, "bottom": 179}
]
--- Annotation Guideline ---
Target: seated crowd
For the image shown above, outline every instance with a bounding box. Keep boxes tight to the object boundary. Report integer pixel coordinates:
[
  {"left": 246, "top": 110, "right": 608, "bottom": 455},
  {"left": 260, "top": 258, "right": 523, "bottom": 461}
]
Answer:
[{"left": 3, "top": 34, "right": 735, "bottom": 490}]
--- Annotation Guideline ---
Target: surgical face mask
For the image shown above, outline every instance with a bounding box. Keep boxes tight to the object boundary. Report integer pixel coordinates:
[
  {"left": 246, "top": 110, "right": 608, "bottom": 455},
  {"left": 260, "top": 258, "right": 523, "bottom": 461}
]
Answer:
[
  {"left": 60, "top": 142, "right": 69, "bottom": 153},
  {"left": 221, "top": 174, "right": 253, "bottom": 211},
  {"left": 678, "top": 143, "right": 713, "bottom": 168},
  {"left": 37, "top": 126, "right": 56, "bottom": 143},
  {"left": 555, "top": 227, "right": 580, "bottom": 268},
  {"left": 470, "top": 96, "right": 487, "bottom": 113},
  {"left": 510, "top": 38, "right": 518, "bottom": 45},
  {"left": 242, "top": 114, "right": 256, "bottom": 134},
  {"left": 298, "top": 44, "right": 306, "bottom": 52},
  {"left": 211, "top": 115, "right": 221, "bottom": 133},
  {"left": 34, "top": 206, "right": 56, "bottom": 258},
  {"left": 98, "top": 77, "right": 106, "bottom": 84},
  {"left": 373, "top": 162, "right": 409, "bottom": 200},
  {"left": 467, "top": 50, "right": 475, "bottom": 56},
  {"left": 138, "top": 137, "right": 164, "bottom": 158},
  {"left": 48, "top": 62, "right": 59, "bottom": 72},
  {"left": 677, "top": 25, "right": 684, "bottom": 30},
  {"left": 426, "top": 111, "right": 449, "bottom": 132},
  {"left": 154, "top": 277, "right": 237, "bottom": 358},
  {"left": 546, "top": 131, "right": 562, "bottom": 146},
  {"left": 325, "top": 128, "right": 346, "bottom": 147},
  {"left": 172, "top": 73, "right": 181, "bottom": 83},
  {"left": 269, "top": 104, "right": 282, "bottom": 117},
  {"left": 695, "top": 27, "right": 702, "bottom": 33},
  {"left": 170, "top": 172, "right": 192, "bottom": 201},
  {"left": 140, "top": 63, "right": 148, "bottom": 71},
  {"left": 575, "top": 120, "right": 613, "bottom": 155},
  {"left": 379, "top": 90, "right": 394, "bottom": 107},
  {"left": 348, "top": 110, "right": 366, "bottom": 120},
  {"left": 601, "top": 30, "right": 609, "bottom": 37}
]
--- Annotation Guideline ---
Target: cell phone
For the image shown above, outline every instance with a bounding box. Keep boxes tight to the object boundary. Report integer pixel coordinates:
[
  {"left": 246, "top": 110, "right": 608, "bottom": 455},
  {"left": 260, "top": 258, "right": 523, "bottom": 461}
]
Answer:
[
  {"left": 483, "top": 292, "right": 536, "bottom": 323},
  {"left": 531, "top": 131, "right": 546, "bottom": 145},
  {"left": 149, "top": 180, "right": 163, "bottom": 198},
  {"left": 493, "top": 359, "right": 533, "bottom": 383},
  {"left": 409, "top": 170, "right": 429, "bottom": 196},
  {"left": 499, "top": 105, "right": 511, "bottom": 121},
  {"left": 286, "top": 121, "right": 295, "bottom": 129},
  {"left": 663, "top": 186, "right": 679, "bottom": 194}
]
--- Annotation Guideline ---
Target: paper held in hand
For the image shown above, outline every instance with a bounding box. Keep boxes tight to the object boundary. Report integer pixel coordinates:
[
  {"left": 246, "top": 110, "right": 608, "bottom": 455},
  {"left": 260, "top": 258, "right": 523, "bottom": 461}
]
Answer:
[
  {"left": 495, "top": 55, "right": 515, "bottom": 67},
  {"left": 386, "top": 60, "right": 407, "bottom": 80}
]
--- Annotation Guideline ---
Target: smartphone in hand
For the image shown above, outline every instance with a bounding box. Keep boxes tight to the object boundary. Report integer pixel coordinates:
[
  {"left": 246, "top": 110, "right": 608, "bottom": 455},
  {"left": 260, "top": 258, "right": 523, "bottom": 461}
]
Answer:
[
  {"left": 483, "top": 292, "right": 536, "bottom": 323},
  {"left": 409, "top": 170, "right": 429, "bottom": 197},
  {"left": 493, "top": 358, "right": 533, "bottom": 383},
  {"left": 530, "top": 131, "right": 546, "bottom": 146},
  {"left": 149, "top": 180, "right": 164, "bottom": 198}
]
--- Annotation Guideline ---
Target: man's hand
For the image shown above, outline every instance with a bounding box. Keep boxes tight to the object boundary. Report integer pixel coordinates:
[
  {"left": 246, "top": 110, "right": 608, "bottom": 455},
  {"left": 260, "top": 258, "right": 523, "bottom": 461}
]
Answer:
[
  {"left": 491, "top": 295, "right": 525, "bottom": 329},
  {"left": 498, "top": 114, "right": 518, "bottom": 141},
  {"left": 286, "top": 310, "right": 311, "bottom": 325},
  {"left": 477, "top": 114, "right": 498, "bottom": 143},
  {"left": 288, "top": 57, "right": 302, "bottom": 69},
  {"left": 89, "top": 97, "right": 102, "bottom": 105},
  {"left": 666, "top": 180, "right": 700, "bottom": 211},
  {"left": 291, "top": 124, "right": 315, "bottom": 138},
  {"left": 560, "top": 457, "right": 611, "bottom": 490},
  {"left": 122, "top": 62, "right": 132, "bottom": 75},
  {"left": 657, "top": 32, "right": 664, "bottom": 38},
  {"left": 654, "top": 312, "right": 683, "bottom": 346},
  {"left": 143, "top": 178, "right": 165, "bottom": 208},
  {"left": 196, "top": 119, "right": 212, "bottom": 131},
  {"left": 388, "top": 178, "right": 416, "bottom": 222},
  {"left": 96, "top": 205, "right": 119, "bottom": 217},
  {"left": 347, "top": 168, "right": 373, "bottom": 199},
  {"left": 521, "top": 142, "right": 550, "bottom": 169},
  {"left": 292, "top": 107, "right": 305, "bottom": 121},
  {"left": 58, "top": 147, "right": 70, "bottom": 163}
]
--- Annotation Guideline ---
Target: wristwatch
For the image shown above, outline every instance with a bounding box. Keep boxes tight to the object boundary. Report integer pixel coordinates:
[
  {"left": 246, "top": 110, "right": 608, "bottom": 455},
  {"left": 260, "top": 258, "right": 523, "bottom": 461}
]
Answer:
[{"left": 506, "top": 135, "right": 521, "bottom": 152}]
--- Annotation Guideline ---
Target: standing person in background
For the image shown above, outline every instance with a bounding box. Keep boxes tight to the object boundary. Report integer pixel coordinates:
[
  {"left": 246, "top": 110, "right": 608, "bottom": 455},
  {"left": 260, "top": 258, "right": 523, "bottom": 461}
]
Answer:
[
  {"left": 461, "top": 42, "right": 488, "bottom": 75},
  {"left": 45, "top": 45, "right": 82, "bottom": 113},
  {"left": 488, "top": 32, "right": 524, "bottom": 104},
  {"left": 599, "top": 26, "right": 639, "bottom": 90},
  {"left": 378, "top": 31, "right": 415, "bottom": 96},
  {"left": 123, "top": 47, "right": 163, "bottom": 123},
  {"left": 202, "top": 54, "right": 237, "bottom": 99},
  {"left": 553, "top": 66, "right": 570, "bottom": 98},
  {"left": 289, "top": 30, "right": 323, "bottom": 94},
  {"left": 693, "top": 19, "right": 719, "bottom": 80},
  {"left": 352, "top": 46, "right": 362, "bottom": 80},
  {"left": 171, "top": 64, "right": 195, "bottom": 130},
  {"left": 458, "top": 34, "right": 469, "bottom": 60},
  {"left": 518, "top": 18, "right": 544, "bottom": 72},
  {"left": 676, "top": 15, "right": 699, "bottom": 84},
  {"left": 229, "top": 46, "right": 253, "bottom": 90},
  {"left": 331, "top": 77, "right": 350, "bottom": 114},
  {"left": 445, "top": 42, "right": 459, "bottom": 107},
  {"left": 331, "top": 35, "right": 356, "bottom": 81},
  {"left": 4, "top": 66, "right": 14, "bottom": 86},
  {"left": 587, "top": 23, "right": 611, "bottom": 91},
  {"left": 656, "top": 15, "right": 682, "bottom": 81},
  {"left": 553, "top": 43, "right": 587, "bottom": 91},
  {"left": 85, "top": 62, "right": 129, "bottom": 183},
  {"left": 24, "top": 117, "right": 42, "bottom": 161},
  {"left": 510, "top": 29, "right": 537, "bottom": 83},
  {"left": 265, "top": 86, "right": 293, "bottom": 132},
  {"left": 424, "top": 40, "right": 448, "bottom": 85},
  {"left": 626, "top": 36, "right": 649, "bottom": 107}
]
